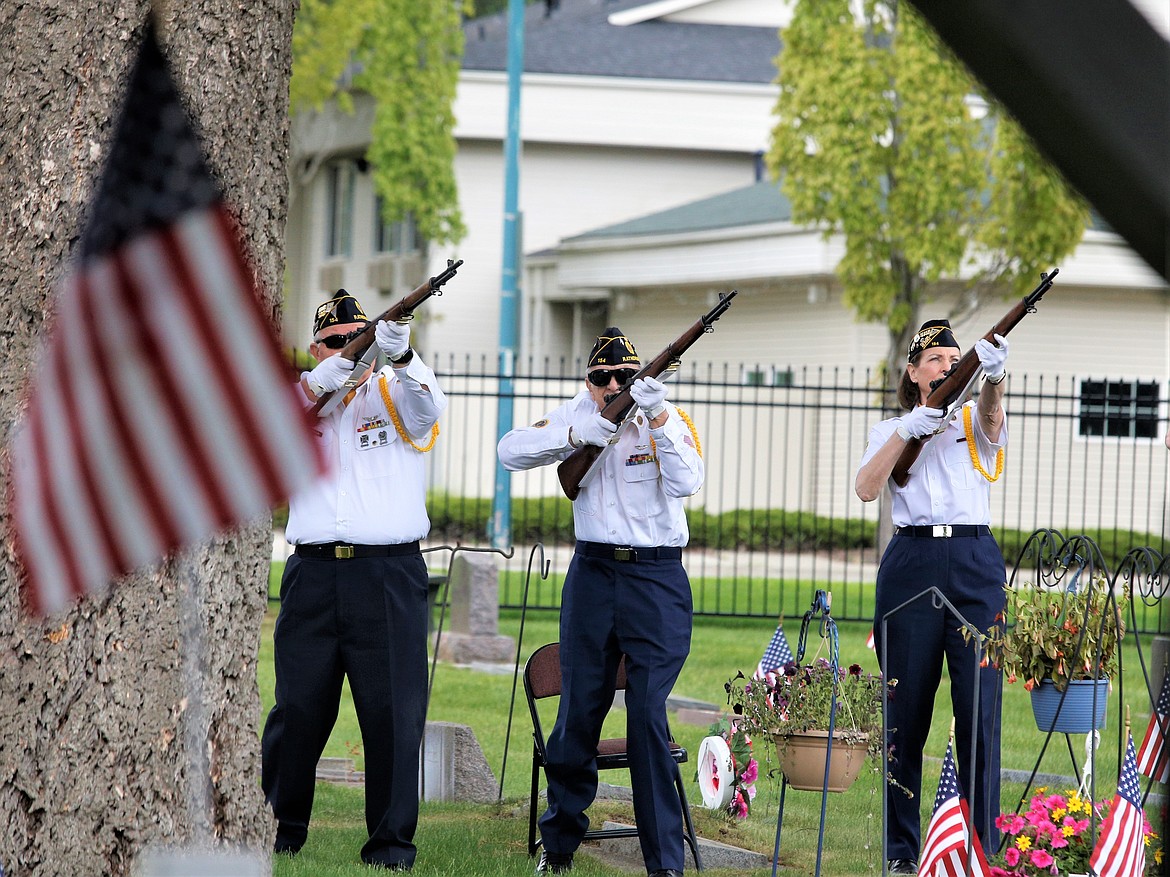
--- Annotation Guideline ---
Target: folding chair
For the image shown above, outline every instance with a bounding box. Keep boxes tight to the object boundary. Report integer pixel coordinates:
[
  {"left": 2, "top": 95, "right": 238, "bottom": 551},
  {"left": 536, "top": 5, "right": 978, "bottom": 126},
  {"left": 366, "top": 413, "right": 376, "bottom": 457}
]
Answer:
[{"left": 522, "top": 642, "right": 703, "bottom": 869}]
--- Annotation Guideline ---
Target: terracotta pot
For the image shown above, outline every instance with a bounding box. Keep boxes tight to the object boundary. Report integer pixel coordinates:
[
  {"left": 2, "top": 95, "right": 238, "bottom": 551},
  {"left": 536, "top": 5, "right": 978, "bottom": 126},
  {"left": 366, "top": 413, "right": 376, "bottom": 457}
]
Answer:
[
  {"left": 1029, "top": 678, "right": 1109, "bottom": 733},
  {"left": 774, "top": 730, "right": 869, "bottom": 792}
]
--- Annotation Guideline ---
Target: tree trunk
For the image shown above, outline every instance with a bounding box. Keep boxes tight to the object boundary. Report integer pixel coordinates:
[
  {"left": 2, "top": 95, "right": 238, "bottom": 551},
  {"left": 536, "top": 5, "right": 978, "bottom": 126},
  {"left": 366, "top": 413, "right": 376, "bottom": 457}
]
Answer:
[{"left": 0, "top": 3, "right": 295, "bottom": 874}]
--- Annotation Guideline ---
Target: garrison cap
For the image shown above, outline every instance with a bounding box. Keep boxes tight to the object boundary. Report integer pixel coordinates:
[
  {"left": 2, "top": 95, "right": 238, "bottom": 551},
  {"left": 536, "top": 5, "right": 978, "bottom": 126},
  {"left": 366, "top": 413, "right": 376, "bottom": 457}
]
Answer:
[
  {"left": 313, "top": 289, "right": 369, "bottom": 336},
  {"left": 587, "top": 327, "right": 640, "bottom": 369},
  {"left": 908, "top": 319, "right": 960, "bottom": 362}
]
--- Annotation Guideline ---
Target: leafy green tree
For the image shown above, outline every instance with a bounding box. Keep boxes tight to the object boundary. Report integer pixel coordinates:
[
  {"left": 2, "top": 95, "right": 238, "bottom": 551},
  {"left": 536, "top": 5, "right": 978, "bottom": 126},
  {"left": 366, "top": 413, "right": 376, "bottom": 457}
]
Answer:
[
  {"left": 292, "top": 0, "right": 468, "bottom": 245},
  {"left": 766, "top": 0, "right": 1088, "bottom": 387}
]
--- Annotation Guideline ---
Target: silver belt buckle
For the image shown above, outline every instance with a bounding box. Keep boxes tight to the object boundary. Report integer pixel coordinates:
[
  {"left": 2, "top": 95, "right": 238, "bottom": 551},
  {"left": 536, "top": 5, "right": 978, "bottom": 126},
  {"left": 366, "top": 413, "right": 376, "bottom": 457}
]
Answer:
[
  {"left": 931, "top": 525, "right": 952, "bottom": 538},
  {"left": 334, "top": 544, "right": 355, "bottom": 559}
]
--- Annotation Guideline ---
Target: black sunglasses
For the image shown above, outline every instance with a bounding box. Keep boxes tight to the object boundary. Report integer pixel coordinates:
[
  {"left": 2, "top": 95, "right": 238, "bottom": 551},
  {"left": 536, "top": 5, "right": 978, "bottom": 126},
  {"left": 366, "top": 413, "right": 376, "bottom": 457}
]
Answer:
[
  {"left": 587, "top": 367, "right": 638, "bottom": 388},
  {"left": 316, "top": 327, "right": 367, "bottom": 350}
]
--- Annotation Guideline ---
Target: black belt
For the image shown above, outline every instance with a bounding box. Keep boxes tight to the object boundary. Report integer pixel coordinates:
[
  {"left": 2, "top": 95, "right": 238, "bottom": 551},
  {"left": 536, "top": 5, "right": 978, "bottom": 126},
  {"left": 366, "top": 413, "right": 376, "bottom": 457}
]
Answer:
[
  {"left": 895, "top": 525, "right": 990, "bottom": 538},
  {"left": 575, "top": 541, "right": 683, "bottom": 562},
  {"left": 294, "top": 541, "right": 420, "bottom": 560}
]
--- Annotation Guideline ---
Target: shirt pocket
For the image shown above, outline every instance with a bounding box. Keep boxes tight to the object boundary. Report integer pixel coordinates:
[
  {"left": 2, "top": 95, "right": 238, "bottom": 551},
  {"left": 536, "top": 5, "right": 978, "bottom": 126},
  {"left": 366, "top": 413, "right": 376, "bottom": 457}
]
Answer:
[
  {"left": 354, "top": 417, "right": 399, "bottom": 478},
  {"left": 621, "top": 458, "right": 660, "bottom": 518},
  {"left": 942, "top": 436, "right": 976, "bottom": 490}
]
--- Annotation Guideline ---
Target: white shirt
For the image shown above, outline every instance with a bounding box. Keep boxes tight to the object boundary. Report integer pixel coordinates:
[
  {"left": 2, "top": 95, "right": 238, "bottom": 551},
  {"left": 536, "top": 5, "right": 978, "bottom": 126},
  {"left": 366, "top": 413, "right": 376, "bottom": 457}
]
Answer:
[
  {"left": 857, "top": 400, "right": 1007, "bottom": 528},
  {"left": 497, "top": 391, "right": 704, "bottom": 546},
  {"left": 285, "top": 356, "right": 446, "bottom": 545}
]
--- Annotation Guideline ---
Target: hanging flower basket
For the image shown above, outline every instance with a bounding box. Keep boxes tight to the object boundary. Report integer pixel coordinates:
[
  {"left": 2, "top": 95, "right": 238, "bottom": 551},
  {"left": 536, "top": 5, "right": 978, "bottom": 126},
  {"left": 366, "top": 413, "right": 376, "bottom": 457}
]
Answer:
[
  {"left": 1029, "top": 677, "right": 1109, "bottom": 734},
  {"left": 773, "top": 730, "right": 869, "bottom": 793}
]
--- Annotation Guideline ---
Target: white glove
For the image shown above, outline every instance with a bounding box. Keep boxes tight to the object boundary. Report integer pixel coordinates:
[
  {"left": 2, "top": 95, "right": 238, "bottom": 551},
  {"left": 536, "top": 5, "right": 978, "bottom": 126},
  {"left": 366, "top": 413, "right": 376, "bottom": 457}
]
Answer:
[
  {"left": 629, "top": 377, "right": 669, "bottom": 420},
  {"left": 569, "top": 412, "right": 618, "bottom": 448},
  {"left": 306, "top": 356, "right": 355, "bottom": 396},
  {"left": 375, "top": 320, "right": 411, "bottom": 360},
  {"left": 898, "top": 405, "right": 947, "bottom": 439},
  {"left": 974, "top": 333, "right": 1009, "bottom": 381}
]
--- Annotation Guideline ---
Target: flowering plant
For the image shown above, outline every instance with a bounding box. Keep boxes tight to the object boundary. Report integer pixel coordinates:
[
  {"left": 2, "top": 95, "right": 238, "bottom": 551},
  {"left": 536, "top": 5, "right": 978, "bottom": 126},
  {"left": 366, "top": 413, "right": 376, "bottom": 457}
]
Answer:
[
  {"left": 725, "top": 658, "right": 890, "bottom": 763},
  {"left": 973, "top": 576, "right": 1128, "bottom": 692},
  {"left": 989, "top": 787, "right": 1162, "bottom": 876},
  {"left": 702, "top": 717, "right": 758, "bottom": 820}
]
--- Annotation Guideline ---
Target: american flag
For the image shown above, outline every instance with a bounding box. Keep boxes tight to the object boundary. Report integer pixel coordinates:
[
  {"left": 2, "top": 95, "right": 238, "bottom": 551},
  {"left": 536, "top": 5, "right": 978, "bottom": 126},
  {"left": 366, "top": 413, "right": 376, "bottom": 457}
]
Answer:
[
  {"left": 1090, "top": 732, "right": 1148, "bottom": 877},
  {"left": 918, "top": 740, "right": 990, "bottom": 877},
  {"left": 756, "top": 624, "right": 794, "bottom": 677},
  {"left": 1136, "top": 670, "right": 1170, "bottom": 783},
  {"left": 7, "top": 21, "right": 324, "bottom": 616}
]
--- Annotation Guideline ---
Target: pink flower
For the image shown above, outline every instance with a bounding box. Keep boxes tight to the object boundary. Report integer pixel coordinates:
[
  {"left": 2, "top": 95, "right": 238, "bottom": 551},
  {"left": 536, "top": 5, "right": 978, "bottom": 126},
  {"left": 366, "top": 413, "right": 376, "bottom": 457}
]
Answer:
[
  {"left": 730, "top": 789, "right": 748, "bottom": 819},
  {"left": 740, "top": 758, "right": 758, "bottom": 786},
  {"left": 1043, "top": 794, "right": 1066, "bottom": 811},
  {"left": 1004, "top": 847, "right": 1020, "bottom": 866},
  {"left": 1028, "top": 849, "right": 1054, "bottom": 868},
  {"left": 995, "top": 814, "right": 1026, "bottom": 835}
]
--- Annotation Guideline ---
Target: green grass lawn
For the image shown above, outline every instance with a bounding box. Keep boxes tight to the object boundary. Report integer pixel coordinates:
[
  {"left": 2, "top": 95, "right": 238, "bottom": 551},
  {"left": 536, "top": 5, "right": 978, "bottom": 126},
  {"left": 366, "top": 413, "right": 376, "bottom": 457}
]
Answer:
[{"left": 260, "top": 571, "right": 1166, "bottom": 875}]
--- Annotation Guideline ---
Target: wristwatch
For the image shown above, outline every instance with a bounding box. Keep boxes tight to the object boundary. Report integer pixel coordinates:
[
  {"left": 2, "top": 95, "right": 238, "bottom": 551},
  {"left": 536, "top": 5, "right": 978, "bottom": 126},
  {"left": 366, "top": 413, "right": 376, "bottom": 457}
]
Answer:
[
  {"left": 390, "top": 346, "right": 414, "bottom": 366},
  {"left": 985, "top": 371, "right": 1007, "bottom": 385},
  {"left": 896, "top": 425, "right": 912, "bottom": 442}
]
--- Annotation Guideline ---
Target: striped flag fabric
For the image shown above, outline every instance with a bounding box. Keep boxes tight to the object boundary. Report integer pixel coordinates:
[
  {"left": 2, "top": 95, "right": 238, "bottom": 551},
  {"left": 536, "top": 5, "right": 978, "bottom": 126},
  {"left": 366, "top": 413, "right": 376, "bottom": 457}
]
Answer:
[
  {"left": 7, "top": 21, "right": 324, "bottom": 616},
  {"left": 918, "top": 739, "right": 990, "bottom": 877},
  {"left": 1090, "top": 732, "right": 1148, "bottom": 877},
  {"left": 756, "top": 624, "right": 794, "bottom": 677},
  {"left": 1136, "top": 670, "right": 1170, "bottom": 783}
]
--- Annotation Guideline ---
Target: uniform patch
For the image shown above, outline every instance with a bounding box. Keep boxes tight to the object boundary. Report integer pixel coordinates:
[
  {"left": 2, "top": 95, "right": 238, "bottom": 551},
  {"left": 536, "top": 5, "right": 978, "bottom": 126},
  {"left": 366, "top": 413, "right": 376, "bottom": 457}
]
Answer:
[
  {"left": 683, "top": 435, "right": 695, "bottom": 448},
  {"left": 532, "top": 419, "right": 549, "bottom": 428}
]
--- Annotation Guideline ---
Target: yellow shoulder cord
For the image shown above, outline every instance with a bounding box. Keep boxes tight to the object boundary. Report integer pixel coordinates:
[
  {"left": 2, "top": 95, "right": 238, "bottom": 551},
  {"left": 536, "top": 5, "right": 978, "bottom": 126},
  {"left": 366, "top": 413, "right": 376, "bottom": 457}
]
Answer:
[
  {"left": 647, "top": 405, "right": 703, "bottom": 460},
  {"left": 962, "top": 404, "right": 1004, "bottom": 482},
  {"left": 378, "top": 374, "right": 439, "bottom": 453}
]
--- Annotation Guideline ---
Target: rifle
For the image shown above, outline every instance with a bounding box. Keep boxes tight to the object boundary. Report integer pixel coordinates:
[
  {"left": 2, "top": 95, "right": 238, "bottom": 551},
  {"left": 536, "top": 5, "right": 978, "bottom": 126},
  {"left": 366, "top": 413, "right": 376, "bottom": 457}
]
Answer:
[
  {"left": 890, "top": 268, "right": 1059, "bottom": 487},
  {"left": 312, "top": 259, "right": 463, "bottom": 417},
  {"left": 556, "top": 290, "right": 738, "bottom": 500}
]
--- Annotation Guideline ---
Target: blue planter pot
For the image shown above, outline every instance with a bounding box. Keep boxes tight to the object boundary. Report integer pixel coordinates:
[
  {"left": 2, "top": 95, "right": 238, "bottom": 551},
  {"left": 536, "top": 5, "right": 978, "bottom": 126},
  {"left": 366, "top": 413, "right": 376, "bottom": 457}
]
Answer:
[{"left": 1030, "top": 678, "right": 1109, "bottom": 733}]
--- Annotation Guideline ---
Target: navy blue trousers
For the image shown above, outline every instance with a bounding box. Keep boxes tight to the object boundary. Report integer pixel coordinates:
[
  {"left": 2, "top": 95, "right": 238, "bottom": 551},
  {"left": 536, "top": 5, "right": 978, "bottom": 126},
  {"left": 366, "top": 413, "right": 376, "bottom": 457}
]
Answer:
[
  {"left": 873, "top": 532, "right": 1005, "bottom": 863},
  {"left": 538, "top": 553, "right": 692, "bottom": 872},
  {"left": 261, "top": 552, "right": 429, "bottom": 868}
]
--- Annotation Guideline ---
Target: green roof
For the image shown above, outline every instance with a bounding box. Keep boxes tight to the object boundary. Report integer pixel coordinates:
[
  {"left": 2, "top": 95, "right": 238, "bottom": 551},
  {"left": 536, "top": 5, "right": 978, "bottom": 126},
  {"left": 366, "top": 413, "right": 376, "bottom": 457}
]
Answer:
[{"left": 566, "top": 180, "right": 793, "bottom": 242}]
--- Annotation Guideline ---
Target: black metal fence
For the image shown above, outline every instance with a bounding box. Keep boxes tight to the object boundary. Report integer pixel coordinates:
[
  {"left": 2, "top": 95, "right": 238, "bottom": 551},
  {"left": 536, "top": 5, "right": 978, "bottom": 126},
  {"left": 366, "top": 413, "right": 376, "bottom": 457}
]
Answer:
[{"left": 398, "top": 354, "right": 1168, "bottom": 631}]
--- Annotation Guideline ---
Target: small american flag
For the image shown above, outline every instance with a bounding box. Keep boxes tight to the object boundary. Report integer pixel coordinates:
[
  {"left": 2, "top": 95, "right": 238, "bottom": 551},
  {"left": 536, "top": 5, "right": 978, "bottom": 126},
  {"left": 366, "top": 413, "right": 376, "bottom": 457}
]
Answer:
[
  {"left": 918, "top": 740, "right": 990, "bottom": 877},
  {"left": 7, "top": 21, "right": 324, "bottom": 616},
  {"left": 756, "top": 624, "right": 794, "bottom": 677},
  {"left": 1136, "top": 670, "right": 1170, "bottom": 783},
  {"left": 1090, "top": 732, "right": 1148, "bottom": 877}
]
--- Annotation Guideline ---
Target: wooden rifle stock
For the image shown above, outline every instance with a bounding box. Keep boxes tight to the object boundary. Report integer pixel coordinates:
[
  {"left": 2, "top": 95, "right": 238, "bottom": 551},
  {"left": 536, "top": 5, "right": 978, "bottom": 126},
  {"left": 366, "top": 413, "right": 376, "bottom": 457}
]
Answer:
[
  {"left": 310, "top": 259, "right": 463, "bottom": 416},
  {"left": 556, "top": 290, "right": 737, "bottom": 500},
  {"left": 890, "top": 268, "right": 1059, "bottom": 487}
]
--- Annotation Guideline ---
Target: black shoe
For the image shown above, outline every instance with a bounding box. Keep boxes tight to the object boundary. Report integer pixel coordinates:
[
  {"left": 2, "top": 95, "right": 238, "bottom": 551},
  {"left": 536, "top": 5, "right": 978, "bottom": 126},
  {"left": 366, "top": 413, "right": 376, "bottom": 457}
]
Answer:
[
  {"left": 535, "top": 850, "right": 574, "bottom": 874},
  {"left": 273, "top": 839, "right": 301, "bottom": 856},
  {"left": 648, "top": 871, "right": 683, "bottom": 877},
  {"left": 888, "top": 860, "right": 918, "bottom": 875},
  {"left": 365, "top": 863, "right": 411, "bottom": 872}
]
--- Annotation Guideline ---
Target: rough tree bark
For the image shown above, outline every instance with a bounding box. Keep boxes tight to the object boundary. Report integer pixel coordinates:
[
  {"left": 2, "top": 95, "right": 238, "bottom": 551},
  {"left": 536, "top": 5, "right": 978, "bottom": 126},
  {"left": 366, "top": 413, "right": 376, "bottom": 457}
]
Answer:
[{"left": 0, "top": 2, "right": 296, "bottom": 874}]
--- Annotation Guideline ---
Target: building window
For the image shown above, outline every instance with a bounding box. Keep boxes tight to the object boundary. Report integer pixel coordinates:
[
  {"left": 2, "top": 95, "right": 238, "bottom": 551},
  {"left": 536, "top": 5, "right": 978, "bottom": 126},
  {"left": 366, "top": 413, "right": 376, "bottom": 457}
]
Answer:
[
  {"left": 374, "top": 199, "right": 419, "bottom": 255},
  {"left": 1078, "top": 378, "right": 1160, "bottom": 438},
  {"left": 741, "top": 367, "right": 795, "bottom": 387},
  {"left": 325, "top": 162, "right": 355, "bottom": 258}
]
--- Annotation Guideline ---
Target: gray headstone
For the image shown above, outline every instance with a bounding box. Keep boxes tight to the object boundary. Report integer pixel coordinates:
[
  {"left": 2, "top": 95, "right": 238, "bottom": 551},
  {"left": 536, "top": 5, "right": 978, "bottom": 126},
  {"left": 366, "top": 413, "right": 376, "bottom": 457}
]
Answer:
[
  {"left": 135, "top": 850, "right": 266, "bottom": 877},
  {"left": 437, "top": 552, "right": 514, "bottom": 662},
  {"left": 419, "top": 721, "right": 498, "bottom": 803},
  {"left": 448, "top": 552, "right": 502, "bottom": 636}
]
